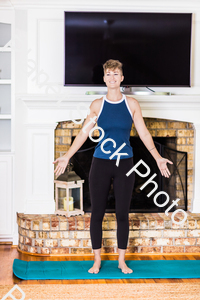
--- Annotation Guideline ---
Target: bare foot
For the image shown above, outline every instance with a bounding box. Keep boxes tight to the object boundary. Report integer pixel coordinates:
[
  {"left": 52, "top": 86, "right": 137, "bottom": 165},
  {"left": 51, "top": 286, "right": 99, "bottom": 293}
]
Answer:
[
  {"left": 118, "top": 261, "right": 133, "bottom": 274},
  {"left": 88, "top": 259, "right": 101, "bottom": 274}
]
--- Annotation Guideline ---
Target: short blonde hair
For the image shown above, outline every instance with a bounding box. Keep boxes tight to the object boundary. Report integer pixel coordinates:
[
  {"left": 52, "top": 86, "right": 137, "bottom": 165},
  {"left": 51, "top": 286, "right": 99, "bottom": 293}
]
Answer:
[{"left": 103, "top": 59, "right": 123, "bottom": 75}]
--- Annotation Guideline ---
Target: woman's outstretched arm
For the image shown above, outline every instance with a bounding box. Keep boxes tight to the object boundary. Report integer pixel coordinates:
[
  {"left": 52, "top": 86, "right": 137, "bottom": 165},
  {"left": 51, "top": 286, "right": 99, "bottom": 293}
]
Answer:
[
  {"left": 53, "top": 99, "right": 101, "bottom": 178},
  {"left": 127, "top": 97, "right": 173, "bottom": 178}
]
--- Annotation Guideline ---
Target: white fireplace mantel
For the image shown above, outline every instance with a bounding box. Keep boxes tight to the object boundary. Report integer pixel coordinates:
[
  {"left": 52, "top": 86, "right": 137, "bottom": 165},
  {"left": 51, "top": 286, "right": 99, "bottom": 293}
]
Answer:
[
  {"left": 18, "top": 93, "right": 200, "bottom": 121},
  {"left": 14, "top": 93, "right": 200, "bottom": 218}
]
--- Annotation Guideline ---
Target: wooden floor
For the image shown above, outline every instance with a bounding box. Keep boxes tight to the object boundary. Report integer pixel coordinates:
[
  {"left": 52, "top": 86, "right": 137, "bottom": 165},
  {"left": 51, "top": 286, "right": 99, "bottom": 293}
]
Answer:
[{"left": 1, "top": 245, "right": 200, "bottom": 285}]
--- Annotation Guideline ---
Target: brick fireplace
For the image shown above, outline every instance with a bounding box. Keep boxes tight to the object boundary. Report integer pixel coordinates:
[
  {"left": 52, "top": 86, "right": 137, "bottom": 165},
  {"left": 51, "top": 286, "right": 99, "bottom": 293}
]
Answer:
[
  {"left": 55, "top": 117, "right": 194, "bottom": 212},
  {"left": 15, "top": 93, "right": 200, "bottom": 254}
]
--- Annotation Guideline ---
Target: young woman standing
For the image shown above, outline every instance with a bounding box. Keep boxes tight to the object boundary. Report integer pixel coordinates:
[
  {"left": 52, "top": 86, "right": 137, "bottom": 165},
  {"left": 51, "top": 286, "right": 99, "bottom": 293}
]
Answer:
[{"left": 53, "top": 59, "right": 173, "bottom": 274}]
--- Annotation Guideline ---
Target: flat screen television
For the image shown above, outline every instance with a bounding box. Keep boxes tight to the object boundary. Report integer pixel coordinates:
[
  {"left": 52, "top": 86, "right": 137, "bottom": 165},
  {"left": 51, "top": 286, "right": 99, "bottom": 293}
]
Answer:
[{"left": 64, "top": 12, "right": 192, "bottom": 87}]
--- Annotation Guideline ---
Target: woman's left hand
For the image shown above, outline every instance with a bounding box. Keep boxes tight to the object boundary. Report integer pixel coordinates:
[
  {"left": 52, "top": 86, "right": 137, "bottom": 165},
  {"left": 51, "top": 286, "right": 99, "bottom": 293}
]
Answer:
[{"left": 156, "top": 157, "right": 173, "bottom": 178}]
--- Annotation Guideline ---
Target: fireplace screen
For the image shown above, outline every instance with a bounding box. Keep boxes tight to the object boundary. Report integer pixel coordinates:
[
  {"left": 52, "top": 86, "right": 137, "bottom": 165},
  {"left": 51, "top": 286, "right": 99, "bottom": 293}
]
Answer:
[{"left": 69, "top": 136, "right": 187, "bottom": 213}]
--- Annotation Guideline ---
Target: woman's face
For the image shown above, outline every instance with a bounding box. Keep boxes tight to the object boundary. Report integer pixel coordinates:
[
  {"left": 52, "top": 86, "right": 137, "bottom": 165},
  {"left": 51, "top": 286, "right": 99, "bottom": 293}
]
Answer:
[{"left": 103, "top": 68, "right": 124, "bottom": 88}]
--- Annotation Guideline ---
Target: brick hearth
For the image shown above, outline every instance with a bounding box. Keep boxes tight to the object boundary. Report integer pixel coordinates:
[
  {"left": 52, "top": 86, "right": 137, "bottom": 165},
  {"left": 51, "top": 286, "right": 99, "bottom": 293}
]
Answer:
[
  {"left": 17, "top": 211, "right": 200, "bottom": 255},
  {"left": 16, "top": 118, "right": 196, "bottom": 255}
]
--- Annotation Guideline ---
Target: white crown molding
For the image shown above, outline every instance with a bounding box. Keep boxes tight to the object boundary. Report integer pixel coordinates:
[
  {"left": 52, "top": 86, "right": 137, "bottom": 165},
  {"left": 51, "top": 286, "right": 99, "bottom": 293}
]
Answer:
[
  {"left": 8, "top": 0, "right": 200, "bottom": 10},
  {"left": 0, "top": 0, "right": 13, "bottom": 8}
]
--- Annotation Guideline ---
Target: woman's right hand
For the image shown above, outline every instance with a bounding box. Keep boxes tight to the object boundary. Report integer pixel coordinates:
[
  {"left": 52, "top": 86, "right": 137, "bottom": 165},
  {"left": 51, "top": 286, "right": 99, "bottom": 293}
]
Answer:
[{"left": 53, "top": 155, "right": 69, "bottom": 178}]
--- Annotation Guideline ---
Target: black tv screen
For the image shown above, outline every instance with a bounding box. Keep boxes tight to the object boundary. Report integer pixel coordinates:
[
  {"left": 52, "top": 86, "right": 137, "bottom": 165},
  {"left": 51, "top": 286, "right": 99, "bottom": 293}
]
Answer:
[{"left": 64, "top": 12, "right": 192, "bottom": 87}]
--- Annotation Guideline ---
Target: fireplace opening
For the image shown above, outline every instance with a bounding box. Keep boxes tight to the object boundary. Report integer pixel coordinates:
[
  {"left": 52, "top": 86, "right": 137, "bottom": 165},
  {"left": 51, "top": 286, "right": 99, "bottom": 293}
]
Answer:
[{"left": 57, "top": 135, "right": 187, "bottom": 213}]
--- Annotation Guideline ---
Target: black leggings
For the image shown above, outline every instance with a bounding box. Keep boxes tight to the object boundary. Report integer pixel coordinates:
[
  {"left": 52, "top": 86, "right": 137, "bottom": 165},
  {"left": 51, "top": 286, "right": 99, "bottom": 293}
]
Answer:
[{"left": 89, "top": 157, "right": 135, "bottom": 250}]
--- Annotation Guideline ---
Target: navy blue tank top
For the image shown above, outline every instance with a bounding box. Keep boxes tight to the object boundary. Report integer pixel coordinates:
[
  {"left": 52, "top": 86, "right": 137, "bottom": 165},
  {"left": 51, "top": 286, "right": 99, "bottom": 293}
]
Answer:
[{"left": 93, "top": 94, "right": 133, "bottom": 160}]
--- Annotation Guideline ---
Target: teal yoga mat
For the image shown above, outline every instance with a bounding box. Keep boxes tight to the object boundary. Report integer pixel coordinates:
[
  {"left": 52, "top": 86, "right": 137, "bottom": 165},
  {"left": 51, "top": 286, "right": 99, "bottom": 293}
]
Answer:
[{"left": 13, "top": 258, "right": 200, "bottom": 280}]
